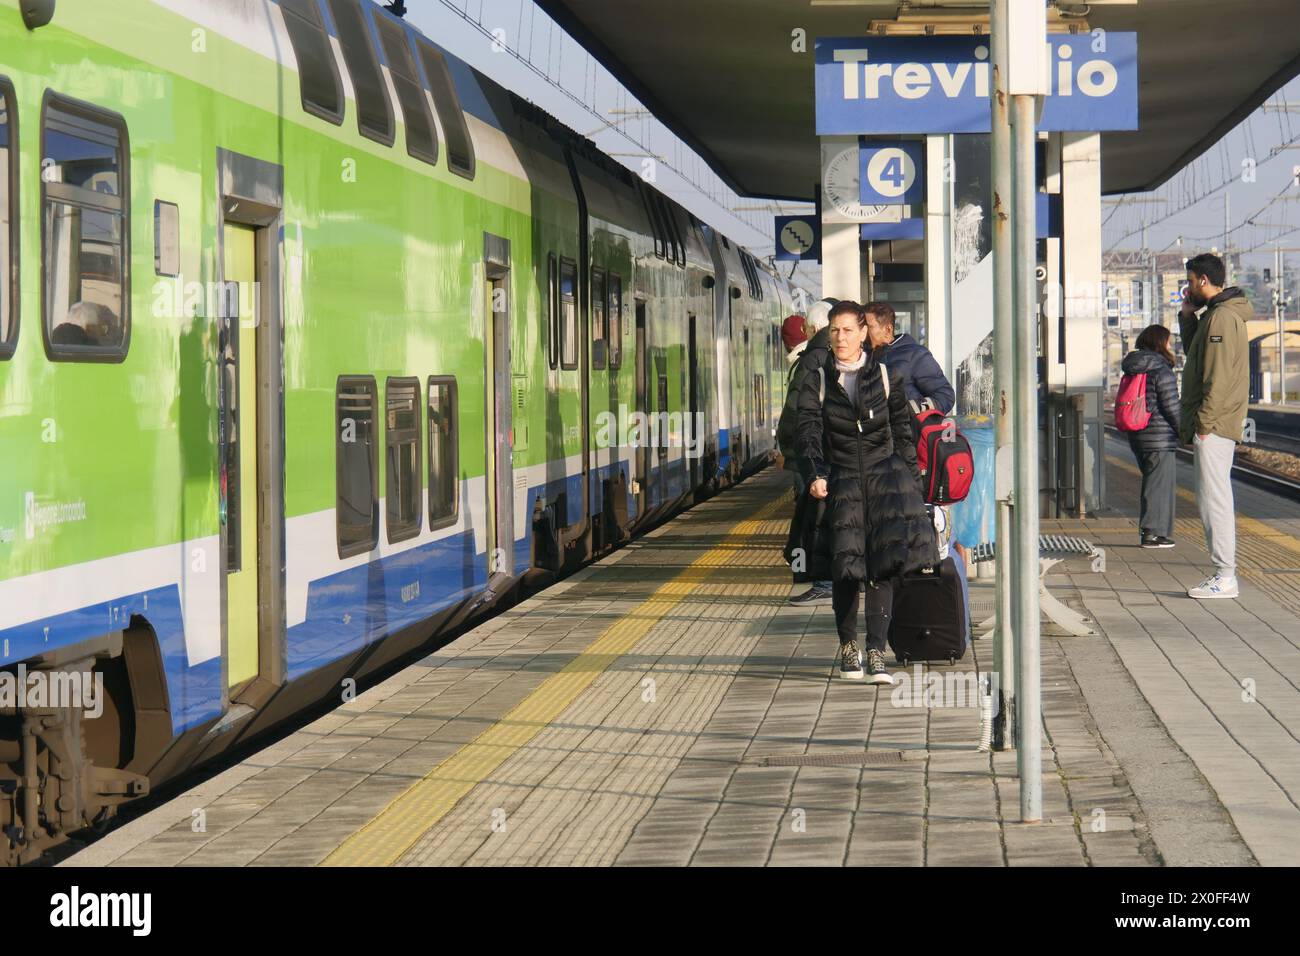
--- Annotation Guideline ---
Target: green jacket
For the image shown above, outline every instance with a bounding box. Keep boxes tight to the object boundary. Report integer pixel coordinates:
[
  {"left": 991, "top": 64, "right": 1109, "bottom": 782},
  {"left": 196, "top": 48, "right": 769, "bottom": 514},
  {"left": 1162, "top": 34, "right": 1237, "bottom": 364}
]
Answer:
[
  {"left": 1177, "top": 287, "right": 1251, "bottom": 444},
  {"left": 776, "top": 327, "right": 830, "bottom": 468}
]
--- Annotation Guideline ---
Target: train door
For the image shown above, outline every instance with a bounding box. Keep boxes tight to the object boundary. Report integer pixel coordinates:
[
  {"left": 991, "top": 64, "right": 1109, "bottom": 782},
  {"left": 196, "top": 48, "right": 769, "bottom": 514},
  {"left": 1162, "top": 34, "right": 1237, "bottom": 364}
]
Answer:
[
  {"left": 484, "top": 240, "right": 514, "bottom": 580},
  {"left": 216, "top": 148, "right": 287, "bottom": 702},
  {"left": 634, "top": 301, "right": 648, "bottom": 518},
  {"left": 742, "top": 325, "right": 752, "bottom": 465},
  {"left": 687, "top": 314, "right": 699, "bottom": 488},
  {"left": 222, "top": 224, "right": 259, "bottom": 690}
]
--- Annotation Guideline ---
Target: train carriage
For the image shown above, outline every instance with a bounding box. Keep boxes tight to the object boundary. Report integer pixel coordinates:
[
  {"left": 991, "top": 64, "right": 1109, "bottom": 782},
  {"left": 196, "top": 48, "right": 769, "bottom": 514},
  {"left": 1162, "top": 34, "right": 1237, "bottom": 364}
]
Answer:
[{"left": 0, "top": 0, "right": 799, "bottom": 864}]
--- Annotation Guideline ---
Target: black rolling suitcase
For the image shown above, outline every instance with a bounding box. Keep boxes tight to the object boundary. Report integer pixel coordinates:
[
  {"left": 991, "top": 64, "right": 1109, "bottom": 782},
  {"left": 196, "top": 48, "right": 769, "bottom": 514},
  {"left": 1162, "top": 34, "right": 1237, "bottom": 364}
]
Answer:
[{"left": 888, "top": 557, "right": 969, "bottom": 665}]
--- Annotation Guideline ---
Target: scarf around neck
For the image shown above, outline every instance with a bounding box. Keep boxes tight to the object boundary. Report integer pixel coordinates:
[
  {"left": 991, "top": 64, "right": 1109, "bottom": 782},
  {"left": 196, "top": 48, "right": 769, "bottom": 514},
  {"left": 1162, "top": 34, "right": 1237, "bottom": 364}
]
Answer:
[{"left": 834, "top": 351, "right": 868, "bottom": 373}]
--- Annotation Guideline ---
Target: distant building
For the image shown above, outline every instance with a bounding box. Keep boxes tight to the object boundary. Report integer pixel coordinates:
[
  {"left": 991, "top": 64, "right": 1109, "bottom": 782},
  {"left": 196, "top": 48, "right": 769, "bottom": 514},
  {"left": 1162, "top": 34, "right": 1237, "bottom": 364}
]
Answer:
[
  {"left": 1102, "top": 249, "right": 1300, "bottom": 402},
  {"left": 1100, "top": 250, "right": 1243, "bottom": 335}
]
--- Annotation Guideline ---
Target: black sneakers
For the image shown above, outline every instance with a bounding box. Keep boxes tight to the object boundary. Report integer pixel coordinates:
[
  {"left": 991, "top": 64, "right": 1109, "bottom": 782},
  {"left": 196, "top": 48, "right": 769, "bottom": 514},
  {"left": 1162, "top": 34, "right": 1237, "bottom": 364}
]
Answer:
[
  {"left": 1140, "top": 533, "right": 1176, "bottom": 549},
  {"left": 791, "top": 584, "right": 834, "bottom": 607},
  {"left": 839, "top": 640, "right": 863, "bottom": 679},
  {"left": 864, "top": 649, "right": 894, "bottom": 686}
]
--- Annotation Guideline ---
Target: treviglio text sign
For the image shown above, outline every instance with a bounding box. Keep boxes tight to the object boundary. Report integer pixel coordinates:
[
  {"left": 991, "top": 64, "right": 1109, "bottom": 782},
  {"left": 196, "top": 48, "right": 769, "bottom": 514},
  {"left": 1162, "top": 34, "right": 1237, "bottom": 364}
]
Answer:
[{"left": 815, "top": 34, "right": 1137, "bottom": 134}]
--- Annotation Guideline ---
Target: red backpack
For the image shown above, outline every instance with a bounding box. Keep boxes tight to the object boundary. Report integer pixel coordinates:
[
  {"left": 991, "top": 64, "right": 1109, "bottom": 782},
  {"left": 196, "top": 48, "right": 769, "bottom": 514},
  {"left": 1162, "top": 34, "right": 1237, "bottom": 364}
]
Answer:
[
  {"left": 913, "top": 404, "right": 974, "bottom": 505},
  {"left": 1114, "top": 372, "right": 1151, "bottom": 432}
]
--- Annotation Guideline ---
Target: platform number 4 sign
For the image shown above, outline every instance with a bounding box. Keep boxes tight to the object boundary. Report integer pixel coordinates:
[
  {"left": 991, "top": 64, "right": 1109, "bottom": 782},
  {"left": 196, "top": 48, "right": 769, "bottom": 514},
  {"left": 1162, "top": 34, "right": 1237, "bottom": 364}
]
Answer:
[{"left": 859, "top": 140, "right": 925, "bottom": 205}]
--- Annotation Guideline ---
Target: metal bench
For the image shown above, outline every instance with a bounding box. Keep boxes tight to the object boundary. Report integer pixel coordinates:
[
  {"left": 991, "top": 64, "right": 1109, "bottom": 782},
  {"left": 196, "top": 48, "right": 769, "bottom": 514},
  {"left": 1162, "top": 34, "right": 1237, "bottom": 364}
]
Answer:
[{"left": 968, "top": 535, "right": 1106, "bottom": 638}]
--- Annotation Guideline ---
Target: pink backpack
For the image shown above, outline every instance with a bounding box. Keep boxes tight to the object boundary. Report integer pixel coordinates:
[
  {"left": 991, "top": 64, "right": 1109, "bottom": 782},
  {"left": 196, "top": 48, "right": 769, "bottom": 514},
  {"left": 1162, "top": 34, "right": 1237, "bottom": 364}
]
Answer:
[{"left": 1114, "top": 372, "right": 1151, "bottom": 432}]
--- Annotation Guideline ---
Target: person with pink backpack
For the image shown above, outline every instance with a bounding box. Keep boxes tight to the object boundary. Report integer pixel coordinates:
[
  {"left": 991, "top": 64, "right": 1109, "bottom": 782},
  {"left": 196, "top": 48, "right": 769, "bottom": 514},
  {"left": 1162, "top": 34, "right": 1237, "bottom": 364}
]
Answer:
[{"left": 1117, "top": 325, "right": 1182, "bottom": 548}]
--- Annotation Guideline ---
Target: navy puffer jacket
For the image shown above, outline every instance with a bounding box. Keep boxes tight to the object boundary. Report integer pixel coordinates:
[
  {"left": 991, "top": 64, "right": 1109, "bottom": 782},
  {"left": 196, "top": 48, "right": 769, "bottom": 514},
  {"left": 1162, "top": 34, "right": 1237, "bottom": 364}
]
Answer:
[
  {"left": 885, "top": 333, "right": 955, "bottom": 414},
  {"left": 1121, "top": 349, "right": 1181, "bottom": 452}
]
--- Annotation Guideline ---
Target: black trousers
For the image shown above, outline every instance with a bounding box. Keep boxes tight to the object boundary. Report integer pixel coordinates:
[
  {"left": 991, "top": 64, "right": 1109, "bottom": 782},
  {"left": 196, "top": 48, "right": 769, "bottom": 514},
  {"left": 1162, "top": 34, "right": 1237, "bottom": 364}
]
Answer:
[{"left": 832, "top": 578, "right": 895, "bottom": 652}]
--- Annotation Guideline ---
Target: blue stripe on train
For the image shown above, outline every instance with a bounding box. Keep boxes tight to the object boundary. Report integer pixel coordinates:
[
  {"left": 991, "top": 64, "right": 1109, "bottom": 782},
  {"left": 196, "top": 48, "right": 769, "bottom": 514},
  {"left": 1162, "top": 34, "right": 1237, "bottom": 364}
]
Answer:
[
  {"left": 0, "top": 588, "right": 223, "bottom": 736},
  {"left": 0, "top": 454, "right": 700, "bottom": 738}
]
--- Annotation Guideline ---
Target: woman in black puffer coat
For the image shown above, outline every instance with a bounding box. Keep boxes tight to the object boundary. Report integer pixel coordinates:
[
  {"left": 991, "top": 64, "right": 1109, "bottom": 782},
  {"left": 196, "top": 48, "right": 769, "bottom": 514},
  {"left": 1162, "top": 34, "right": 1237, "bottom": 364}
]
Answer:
[
  {"left": 796, "top": 302, "right": 938, "bottom": 684},
  {"left": 1121, "top": 324, "right": 1181, "bottom": 548}
]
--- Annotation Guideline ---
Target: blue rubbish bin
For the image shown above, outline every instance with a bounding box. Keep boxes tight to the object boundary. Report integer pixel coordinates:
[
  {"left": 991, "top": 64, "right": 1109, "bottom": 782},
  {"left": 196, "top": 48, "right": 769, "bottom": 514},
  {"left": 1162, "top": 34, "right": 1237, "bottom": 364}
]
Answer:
[{"left": 949, "top": 418, "right": 996, "bottom": 549}]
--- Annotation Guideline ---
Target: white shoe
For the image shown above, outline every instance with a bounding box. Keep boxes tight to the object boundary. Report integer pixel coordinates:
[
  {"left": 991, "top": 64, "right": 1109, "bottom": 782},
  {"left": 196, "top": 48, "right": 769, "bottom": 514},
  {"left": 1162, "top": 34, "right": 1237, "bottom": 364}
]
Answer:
[{"left": 1188, "top": 574, "right": 1239, "bottom": 599}]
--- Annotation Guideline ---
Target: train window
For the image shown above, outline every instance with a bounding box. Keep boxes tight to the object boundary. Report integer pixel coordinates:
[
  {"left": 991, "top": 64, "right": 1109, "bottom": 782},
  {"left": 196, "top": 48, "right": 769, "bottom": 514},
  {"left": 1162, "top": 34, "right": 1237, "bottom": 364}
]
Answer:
[
  {"left": 547, "top": 253, "right": 558, "bottom": 370},
  {"left": 640, "top": 186, "right": 665, "bottom": 260},
  {"left": 375, "top": 15, "right": 438, "bottom": 165},
  {"left": 559, "top": 257, "right": 577, "bottom": 369},
  {"left": 656, "top": 373, "right": 669, "bottom": 462},
  {"left": 279, "top": 0, "right": 344, "bottom": 125},
  {"left": 608, "top": 273, "right": 622, "bottom": 370},
  {"left": 385, "top": 377, "right": 422, "bottom": 543},
  {"left": 657, "top": 196, "right": 679, "bottom": 265},
  {"left": 414, "top": 38, "right": 476, "bottom": 180},
  {"left": 0, "top": 77, "right": 16, "bottom": 359},
  {"left": 154, "top": 200, "right": 179, "bottom": 277},
  {"left": 427, "top": 375, "right": 459, "bottom": 529},
  {"left": 337, "top": 376, "right": 379, "bottom": 557},
  {"left": 591, "top": 266, "right": 606, "bottom": 370},
  {"left": 661, "top": 199, "right": 685, "bottom": 268},
  {"left": 41, "top": 95, "right": 129, "bottom": 361},
  {"left": 325, "top": 0, "right": 394, "bottom": 146}
]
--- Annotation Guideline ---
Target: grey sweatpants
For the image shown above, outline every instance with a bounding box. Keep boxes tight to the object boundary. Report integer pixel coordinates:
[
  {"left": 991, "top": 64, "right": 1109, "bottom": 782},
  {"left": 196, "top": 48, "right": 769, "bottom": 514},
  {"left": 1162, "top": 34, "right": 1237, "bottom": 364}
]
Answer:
[
  {"left": 1134, "top": 449, "right": 1176, "bottom": 538},
  {"left": 1193, "top": 432, "right": 1237, "bottom": 578}
]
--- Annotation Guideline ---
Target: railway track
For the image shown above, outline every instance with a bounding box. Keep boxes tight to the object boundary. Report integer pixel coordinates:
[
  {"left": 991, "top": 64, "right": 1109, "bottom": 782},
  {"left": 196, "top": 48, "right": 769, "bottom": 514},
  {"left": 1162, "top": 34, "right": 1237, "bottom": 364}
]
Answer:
[{"left": 1104, "top": 425, "right": 1300, "bottom": 503}]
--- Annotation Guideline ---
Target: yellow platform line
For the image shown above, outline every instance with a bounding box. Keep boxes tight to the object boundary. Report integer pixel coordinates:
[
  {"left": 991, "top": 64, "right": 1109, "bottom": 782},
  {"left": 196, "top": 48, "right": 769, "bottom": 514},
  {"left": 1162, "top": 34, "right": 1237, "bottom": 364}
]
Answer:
[
  {"left": 320, "top": 491, "right": 791, "bottom": 866},
  {"left": 1108, "top": 454, "right": 1300, "bottom": 561}
]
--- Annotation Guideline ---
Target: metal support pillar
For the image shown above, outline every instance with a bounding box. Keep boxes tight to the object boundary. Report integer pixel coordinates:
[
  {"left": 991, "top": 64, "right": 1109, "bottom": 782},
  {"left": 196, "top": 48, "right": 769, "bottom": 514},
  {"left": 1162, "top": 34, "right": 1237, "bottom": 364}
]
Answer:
[
  {"left": 989, "top": 0, "right": 1015, "bottom": 750},
  {"left": 1012, "top": 92, "right": 1042, "bottom": 823}
]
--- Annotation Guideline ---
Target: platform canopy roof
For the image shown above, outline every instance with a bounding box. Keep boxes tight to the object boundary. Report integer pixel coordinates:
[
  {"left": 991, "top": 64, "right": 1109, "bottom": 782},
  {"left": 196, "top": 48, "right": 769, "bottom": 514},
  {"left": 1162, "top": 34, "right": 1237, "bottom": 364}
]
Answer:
[{"left": 534, "top": 0, "right": 1300, "bottom": 200}]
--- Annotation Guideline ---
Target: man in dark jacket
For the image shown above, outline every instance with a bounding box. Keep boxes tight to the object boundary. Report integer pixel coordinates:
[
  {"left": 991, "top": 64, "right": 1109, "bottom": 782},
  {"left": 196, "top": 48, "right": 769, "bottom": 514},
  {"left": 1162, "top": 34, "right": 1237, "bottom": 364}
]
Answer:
[
  {"left": 1121, "top": 325, "right": 1181, "bottom": 548},
  {"left": 864, "top": 303, "right": 955, "bottom": 413}
]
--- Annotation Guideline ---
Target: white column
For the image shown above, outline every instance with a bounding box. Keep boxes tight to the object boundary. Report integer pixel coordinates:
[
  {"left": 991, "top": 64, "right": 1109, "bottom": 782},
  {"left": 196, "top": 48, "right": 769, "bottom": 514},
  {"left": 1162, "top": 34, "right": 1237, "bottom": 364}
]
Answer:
[
  {"left": 819, "top": 135, "right": 865, "bottom": 303},
  {"left": 821, "top": 222, "right": 862, "bottom": 302},
  {"left": 923, "top": 134, "right": 953, "bottom": 379},
  {"left": 1061, "top": 132, "right": 1104, "bottom": 512}
]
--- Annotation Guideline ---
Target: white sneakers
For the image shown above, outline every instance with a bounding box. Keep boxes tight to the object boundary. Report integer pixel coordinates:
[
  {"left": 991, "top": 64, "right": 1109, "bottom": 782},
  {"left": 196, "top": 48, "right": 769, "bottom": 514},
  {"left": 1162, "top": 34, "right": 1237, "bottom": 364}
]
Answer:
[{"left": 1188, "top": 574, "right": 1240, "bottom": 600}]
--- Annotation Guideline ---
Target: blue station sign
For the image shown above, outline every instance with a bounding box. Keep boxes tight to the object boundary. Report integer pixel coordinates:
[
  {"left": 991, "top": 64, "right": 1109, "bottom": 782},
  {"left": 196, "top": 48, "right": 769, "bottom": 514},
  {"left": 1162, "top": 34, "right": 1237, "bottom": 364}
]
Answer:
[
  {"left": 815, "top": 34, "right": 1138, "bottom": 134},
  {"left": 775, "top": 215, "right": 821, "bottom": 261}
]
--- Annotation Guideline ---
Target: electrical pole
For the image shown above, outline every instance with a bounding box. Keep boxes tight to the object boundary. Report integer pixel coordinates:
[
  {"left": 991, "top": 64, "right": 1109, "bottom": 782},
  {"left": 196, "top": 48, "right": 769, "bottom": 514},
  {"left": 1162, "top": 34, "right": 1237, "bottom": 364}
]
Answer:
[
  {"left": 1224, "top": 194, "right": 1231, "bottom": 285},
  {"left": 1281, "top": 245, "right": 1289, "bottom": 405}
]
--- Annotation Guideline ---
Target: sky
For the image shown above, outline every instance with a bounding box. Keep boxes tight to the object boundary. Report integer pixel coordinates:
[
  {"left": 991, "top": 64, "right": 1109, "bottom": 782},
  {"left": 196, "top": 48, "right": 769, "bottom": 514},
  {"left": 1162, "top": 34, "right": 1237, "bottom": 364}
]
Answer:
[
  {"left": 1102, "top": 75, "right": 1300, "bottom": 278},
  {"left": 405, "top": 1, "right": 1298, "bottom": 296}
]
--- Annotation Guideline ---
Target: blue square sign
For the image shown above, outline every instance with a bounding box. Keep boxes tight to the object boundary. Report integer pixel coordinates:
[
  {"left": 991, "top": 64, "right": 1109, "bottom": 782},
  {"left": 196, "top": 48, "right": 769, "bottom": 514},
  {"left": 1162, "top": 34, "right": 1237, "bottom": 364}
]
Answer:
[
  {"left": 775, "top": 215, "right": 820, "bottom": 261},
  {"left": 859, "top": 140, "right": 925, "bottom": 205}
]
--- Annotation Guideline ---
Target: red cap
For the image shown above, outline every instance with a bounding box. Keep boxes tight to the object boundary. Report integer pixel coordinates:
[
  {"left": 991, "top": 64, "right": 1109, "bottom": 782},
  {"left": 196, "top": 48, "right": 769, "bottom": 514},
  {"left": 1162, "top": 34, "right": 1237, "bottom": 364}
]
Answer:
[{"left": 781, "top": 314, "right": 807, "bottom": 351}]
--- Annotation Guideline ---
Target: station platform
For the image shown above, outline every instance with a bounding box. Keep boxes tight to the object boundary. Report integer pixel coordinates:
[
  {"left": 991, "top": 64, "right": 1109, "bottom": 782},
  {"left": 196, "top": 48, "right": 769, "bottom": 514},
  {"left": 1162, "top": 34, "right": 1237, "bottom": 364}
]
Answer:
[{"left": 61, "top": 444, "right": 1300, "bottom": 867}]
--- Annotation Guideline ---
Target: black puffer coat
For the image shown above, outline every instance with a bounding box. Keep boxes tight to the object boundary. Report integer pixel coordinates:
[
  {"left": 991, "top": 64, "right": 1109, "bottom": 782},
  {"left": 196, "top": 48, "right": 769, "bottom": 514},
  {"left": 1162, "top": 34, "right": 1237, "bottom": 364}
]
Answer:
[
  {"left": 1121, "top": 348, "right": 1181, "bottom": 452},
  {"left": 795, "top": 347, "right": 938, "bottom": 583}
]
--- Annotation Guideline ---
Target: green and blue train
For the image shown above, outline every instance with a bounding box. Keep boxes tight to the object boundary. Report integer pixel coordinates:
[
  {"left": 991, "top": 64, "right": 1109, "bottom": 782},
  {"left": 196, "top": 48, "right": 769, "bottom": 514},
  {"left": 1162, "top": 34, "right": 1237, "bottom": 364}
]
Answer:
[{"left": 0, "top": 0, "right": 799, "bottom": 863}]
